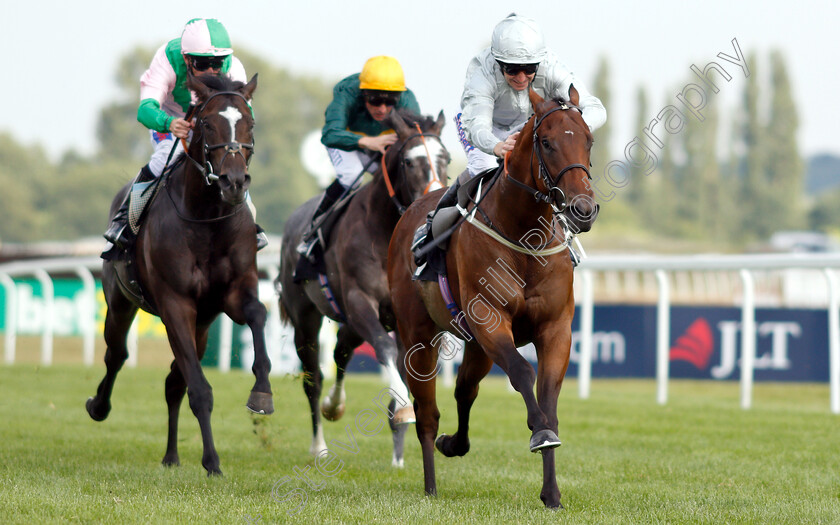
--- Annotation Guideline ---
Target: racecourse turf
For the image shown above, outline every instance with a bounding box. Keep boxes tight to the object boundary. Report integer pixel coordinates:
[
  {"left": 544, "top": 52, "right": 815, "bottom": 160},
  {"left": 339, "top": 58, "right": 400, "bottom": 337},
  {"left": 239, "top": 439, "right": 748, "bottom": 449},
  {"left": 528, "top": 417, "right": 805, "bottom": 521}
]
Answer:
[{"left": 0, "top": 362, "right": 838, "bottom": 524}]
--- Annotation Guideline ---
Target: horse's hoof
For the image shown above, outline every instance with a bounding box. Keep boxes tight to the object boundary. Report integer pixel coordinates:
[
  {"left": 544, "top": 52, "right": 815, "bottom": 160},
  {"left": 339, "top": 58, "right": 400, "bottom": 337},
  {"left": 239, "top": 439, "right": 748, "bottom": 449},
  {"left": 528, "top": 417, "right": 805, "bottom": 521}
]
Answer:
[
  {"left": 435, "top": 433, "right": 470, "bottom": 457},
  {"left": 321, "top": 398, "right": 345, "bottom": 422},
  {"left": 206, "top": 468, "right": 223, "bottom": 477},
  {"left": 529, "top": 429, "right": 562, "bottom": 452},
  {"left": 246, "top": 391, "right": 274, "bottom": 415},
  {"left": 434, "top": 434, "right": 446, "bottom": 452},
  {"left": 161, "top": 455, "right": 180, "bottom": 468},
  {"left": 86, "top": 397, "right": 110, "bottom": 422},
  {"left": 393, "top": 406, "right": 416, "bottom": 425}
]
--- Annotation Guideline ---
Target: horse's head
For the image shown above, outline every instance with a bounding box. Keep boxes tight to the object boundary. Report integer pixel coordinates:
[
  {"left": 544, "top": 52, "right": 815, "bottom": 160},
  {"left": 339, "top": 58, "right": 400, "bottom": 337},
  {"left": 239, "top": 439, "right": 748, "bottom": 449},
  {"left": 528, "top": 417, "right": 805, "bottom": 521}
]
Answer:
[
  {"left": 187, "top": 73, "right": 258, "bottom": 206},
  {"left": 383, "top": 109, "right": 449, "bottom": 208},
  {"left": 511, "top": 87, "right": 599, "bottom": 233}
]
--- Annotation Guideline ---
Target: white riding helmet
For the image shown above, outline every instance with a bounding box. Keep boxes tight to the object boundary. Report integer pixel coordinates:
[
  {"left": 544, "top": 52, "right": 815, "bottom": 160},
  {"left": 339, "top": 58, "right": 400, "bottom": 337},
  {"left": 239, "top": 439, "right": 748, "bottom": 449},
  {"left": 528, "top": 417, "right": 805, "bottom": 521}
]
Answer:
[
  {"left": 180, "top": 18, "right": 233, "bottom": 57},
  {"left": 490, "top": 14, "right": 547, "bottom": 64}
]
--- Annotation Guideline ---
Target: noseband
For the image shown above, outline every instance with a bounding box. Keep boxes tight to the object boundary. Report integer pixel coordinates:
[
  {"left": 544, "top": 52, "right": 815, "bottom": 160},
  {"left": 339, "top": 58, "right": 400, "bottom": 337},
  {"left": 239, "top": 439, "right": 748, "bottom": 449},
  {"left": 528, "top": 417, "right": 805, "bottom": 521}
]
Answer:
[
  {"left": 182, "top": 91, "right": 254, "bottom": 186},
  {"left": 506, "top": 101, "right": 591, "bottom": 211}
]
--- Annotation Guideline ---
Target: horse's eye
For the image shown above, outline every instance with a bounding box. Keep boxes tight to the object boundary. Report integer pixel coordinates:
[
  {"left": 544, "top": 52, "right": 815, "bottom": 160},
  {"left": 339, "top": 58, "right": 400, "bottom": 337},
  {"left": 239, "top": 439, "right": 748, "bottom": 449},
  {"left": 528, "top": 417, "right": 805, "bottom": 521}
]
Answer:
[
  {"left": 541, "top": 138, "right": 551, "bottom": 149},
  {"left": 404, "top": 159, "right": 413, "bottom": 168}
]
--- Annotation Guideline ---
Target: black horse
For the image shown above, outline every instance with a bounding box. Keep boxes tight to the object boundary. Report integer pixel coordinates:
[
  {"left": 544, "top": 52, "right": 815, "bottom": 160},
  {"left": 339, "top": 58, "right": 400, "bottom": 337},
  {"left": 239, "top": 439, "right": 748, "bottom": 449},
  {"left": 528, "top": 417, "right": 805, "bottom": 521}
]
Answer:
[
  {"left": 86, "top": 73, "right": 273, "bottom": 475},
  {"left": 277, "top": 109, "right": 448, "bottom": 466}
]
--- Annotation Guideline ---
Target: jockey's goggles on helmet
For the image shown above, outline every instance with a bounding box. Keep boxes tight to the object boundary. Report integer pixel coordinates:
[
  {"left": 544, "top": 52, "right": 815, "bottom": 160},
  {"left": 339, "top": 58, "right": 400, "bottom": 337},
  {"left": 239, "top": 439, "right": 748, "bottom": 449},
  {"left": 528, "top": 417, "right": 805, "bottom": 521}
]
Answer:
[
  {"left": 497, "top": 61, "right": 539, "bottom": 76},
  {"left": 363, "top": 91, "right": 400, "bottom": 107},
  {"left": 190, "top": 55, "right": 226, "bottom": 71}
]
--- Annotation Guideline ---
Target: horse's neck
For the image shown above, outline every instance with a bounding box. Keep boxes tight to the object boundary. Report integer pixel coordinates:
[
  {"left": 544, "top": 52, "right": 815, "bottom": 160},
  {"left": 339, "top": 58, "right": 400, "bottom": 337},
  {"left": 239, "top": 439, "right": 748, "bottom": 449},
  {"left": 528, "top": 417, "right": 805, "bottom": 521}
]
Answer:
[
  {"left": 481, "top": 140, "right": 554, "bottom": 239},
  {"left": 176, "top": 155, "right": 226, "bottom": 220},
  {"left": 367, "top": 160, "right": 403, "bottom": 224}
]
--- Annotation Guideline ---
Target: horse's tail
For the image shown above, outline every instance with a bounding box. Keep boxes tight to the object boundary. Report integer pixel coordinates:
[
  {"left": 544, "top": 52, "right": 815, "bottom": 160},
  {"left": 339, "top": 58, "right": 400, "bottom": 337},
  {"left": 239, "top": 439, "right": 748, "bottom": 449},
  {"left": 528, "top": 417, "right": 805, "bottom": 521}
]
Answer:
[{"left": 279, "top": 300, "right": 290, "bottom": 323}]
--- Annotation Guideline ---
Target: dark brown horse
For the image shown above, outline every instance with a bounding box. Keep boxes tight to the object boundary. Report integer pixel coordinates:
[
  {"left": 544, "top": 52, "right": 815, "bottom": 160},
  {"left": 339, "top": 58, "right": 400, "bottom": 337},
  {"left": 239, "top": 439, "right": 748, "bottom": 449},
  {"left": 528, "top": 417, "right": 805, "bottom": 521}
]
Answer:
[
  {"left": 277, "top": 109, "right": 448, "bottom": 466},
  {"left": 86, "top": 73, "right": 273, "bottom": 475},
  {"left": 387, "top": 88, "right": 598, "bottom": 507}
]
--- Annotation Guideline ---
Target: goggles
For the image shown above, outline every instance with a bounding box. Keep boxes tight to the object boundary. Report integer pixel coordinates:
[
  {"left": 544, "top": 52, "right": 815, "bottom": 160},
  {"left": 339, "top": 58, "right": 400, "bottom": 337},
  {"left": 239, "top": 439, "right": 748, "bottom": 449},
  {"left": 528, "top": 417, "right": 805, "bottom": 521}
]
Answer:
[
  {"left": 191, "top": 56, "right": 226, "bottom": 72},
  {"left": 363, "top": 91, "right": 400, "bottom": 107},
  {"left": 497, "top": 61, "right": 539, "bottom": 76}
]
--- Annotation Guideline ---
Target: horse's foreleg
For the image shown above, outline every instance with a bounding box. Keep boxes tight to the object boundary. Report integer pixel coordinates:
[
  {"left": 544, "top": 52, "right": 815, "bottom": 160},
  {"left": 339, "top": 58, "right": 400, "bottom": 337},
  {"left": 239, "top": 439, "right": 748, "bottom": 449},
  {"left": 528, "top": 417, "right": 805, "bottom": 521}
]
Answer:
[
  {"left": 162, "top": 360, "right": 186, "bottom": 467},
  {"left": 161, "top": 305, "right": 220, "bottom": 476},
  {"left": 533, "top": 325, "right": 572, "bottom": 509},
  {"left": 344, "top": 290, "right": 413, "bottom": 468},
  {"left": 435, "top": 340, "right": 492, "bottom": 458},
  {"left": 399, "top": 320, "right": 441, "bottom": 496},
  {"left": 86, "top": 281, "right": 137, "bottom": 422},
  {"left": 477, "top": 331, "right": 559, "bottom": 452},
  {"left": 241, "top": 297, "right": 274, "bottom": 415},
  {"left": 344, "top": 291, "right": 412, "bottom": 418}
]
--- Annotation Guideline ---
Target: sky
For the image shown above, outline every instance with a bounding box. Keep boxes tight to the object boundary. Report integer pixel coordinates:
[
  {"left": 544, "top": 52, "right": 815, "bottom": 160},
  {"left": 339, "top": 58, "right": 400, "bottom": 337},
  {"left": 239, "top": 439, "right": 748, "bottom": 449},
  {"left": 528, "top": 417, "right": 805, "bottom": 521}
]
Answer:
[{"left": 2, "top": 0, "right": 839, "bottom": 169}]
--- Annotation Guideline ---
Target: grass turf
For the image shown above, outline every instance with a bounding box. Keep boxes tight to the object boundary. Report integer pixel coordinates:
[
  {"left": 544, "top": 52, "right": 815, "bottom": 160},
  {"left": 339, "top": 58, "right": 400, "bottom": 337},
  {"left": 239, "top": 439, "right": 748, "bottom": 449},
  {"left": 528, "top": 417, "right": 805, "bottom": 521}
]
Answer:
[{"left": 0, "top": 362, "right": 838, "bottom": 524}]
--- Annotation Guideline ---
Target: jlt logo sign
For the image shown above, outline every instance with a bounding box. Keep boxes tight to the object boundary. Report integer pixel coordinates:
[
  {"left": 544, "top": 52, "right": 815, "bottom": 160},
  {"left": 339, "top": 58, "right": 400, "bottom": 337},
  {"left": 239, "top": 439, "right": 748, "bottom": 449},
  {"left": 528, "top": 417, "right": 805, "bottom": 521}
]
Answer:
[{"left": 710, "top": 321, "right": 800, "bottom": 378}]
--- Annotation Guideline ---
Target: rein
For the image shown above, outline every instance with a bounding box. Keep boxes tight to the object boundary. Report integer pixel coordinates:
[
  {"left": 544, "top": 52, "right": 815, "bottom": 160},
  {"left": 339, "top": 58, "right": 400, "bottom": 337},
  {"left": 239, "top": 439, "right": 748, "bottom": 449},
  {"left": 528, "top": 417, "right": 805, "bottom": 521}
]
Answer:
[{"left": 379, "top": 124, "right": 445, "bottom": 214}]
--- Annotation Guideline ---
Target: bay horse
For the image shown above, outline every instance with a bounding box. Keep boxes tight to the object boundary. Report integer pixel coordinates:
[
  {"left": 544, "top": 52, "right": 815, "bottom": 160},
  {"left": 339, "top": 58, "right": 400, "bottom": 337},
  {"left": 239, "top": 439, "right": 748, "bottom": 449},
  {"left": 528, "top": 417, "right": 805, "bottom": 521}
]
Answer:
[
  {"left": 277, "top": 109, "right": 448, "bottom": 466},
  {"left": 387, "top": 88, "right": 598, "bottom": 507},
  {"left": 86, "top": 73, "right": 273, "bottom": 475}
]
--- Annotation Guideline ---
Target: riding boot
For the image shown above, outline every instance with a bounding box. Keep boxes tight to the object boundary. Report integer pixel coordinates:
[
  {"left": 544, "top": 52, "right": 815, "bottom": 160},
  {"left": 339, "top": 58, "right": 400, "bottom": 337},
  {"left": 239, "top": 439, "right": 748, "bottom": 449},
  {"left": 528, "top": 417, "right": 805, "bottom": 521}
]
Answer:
[
  {"left": 411, "top": 179, "right": 462, "bottom": 266},
  {"left": 103, "top": 164, "right": 154, "bottom": 250},
  {"left": 296, "top": 180, "right": 346, "bottom": 259},
  {"left": 256, "top": 224, "right": 268, "bottom": 251}
]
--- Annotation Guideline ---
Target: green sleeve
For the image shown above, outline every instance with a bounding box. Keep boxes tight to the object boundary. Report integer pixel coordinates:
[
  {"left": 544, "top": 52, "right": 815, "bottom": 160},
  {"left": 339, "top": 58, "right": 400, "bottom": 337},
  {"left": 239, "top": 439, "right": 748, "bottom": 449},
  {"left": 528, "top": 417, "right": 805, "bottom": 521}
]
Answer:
[
  {"left": 398, "top": 88, "right": 421, "bottom": 114},
  {"left": 321, "top": 82, "right": 363, "bottom": 151},
  {"left": 137, "top": 98, "right": 174, "bottom": 132}
]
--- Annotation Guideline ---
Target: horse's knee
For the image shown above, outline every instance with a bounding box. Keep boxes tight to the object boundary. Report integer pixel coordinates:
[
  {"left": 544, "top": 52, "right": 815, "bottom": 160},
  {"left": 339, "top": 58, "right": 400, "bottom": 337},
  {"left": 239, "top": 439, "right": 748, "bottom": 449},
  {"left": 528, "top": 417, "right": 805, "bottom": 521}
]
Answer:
[
  {"left": 187, "top": 384, "right": 214, "bottom": 414},
  {"left": 243, "top": 300, "right": 267, "bottom": 327},
  {"left": 103, "top": 346, "right": 128, "bottom": 365},
  {"left": 507, "top": 360, "right": 537, "bottom": 390}
]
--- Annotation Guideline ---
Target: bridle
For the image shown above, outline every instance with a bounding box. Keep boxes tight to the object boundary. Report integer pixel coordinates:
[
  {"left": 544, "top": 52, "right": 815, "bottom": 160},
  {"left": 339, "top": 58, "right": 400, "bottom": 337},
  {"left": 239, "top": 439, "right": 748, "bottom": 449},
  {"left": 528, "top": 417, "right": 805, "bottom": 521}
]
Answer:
[
  {"left": 166, "top": 90, "right": 254, "bottom": 223},
  {"left": 504, "top": 100, "right": 591, "bottom": 212},
  {"left": 181, "top": 91, "right": 254, "bottom": 186},
  {"left": 380, "top": 123, "right": 447, "bottom": 214}
]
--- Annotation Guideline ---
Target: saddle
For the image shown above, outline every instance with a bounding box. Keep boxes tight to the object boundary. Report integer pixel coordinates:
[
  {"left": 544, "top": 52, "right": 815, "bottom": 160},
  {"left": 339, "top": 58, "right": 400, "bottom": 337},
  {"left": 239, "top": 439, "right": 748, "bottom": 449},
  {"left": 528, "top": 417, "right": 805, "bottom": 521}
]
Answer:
[
  {"left": 412, "top": 168, "right": 501, "bottom": 282},
  {"left": 103, "top": 176, "right": 165, "bottom": 315},
  {"left": 293, "top": 188, "right": 360, "bottom": 283}
]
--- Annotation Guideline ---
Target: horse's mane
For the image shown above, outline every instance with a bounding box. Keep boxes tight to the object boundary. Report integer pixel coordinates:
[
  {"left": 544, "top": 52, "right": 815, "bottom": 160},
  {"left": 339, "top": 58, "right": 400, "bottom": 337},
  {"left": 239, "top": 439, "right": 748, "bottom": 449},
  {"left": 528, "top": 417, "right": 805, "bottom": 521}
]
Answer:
[
  {"left": 394, "top": 108, "right": 437, "bottom": 133},
  {"left": 194, "top": 74, "right": 246, "bottom": 93}
]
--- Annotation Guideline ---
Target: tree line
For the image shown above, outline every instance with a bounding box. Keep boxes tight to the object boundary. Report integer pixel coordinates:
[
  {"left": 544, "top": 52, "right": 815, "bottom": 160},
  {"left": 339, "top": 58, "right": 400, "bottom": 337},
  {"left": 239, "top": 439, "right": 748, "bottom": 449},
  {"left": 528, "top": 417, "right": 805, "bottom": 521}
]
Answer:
[
  {"left": 0, "top": 47, "right": 331, "bottom": 244},
  {"left": 1, "top": 47, "right": 836, "bottom": 250},
  {"left": 589, "top": 50, "right": 839, "bottom": 249}
]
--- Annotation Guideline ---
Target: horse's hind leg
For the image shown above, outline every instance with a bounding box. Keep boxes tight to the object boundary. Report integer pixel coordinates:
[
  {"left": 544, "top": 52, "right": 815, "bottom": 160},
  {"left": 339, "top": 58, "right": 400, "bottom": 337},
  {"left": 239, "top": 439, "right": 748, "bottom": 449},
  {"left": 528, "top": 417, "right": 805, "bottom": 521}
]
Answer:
[
  {"left": 291, "top": 309, "right": 326, "bottom": 455},
  {"left": 162, "top": 359, "right": 186, "bottom": 467},
  {"left": 435, "top": 340, "right": 492, "bottom": 458},
  {"left": 86, "top": 276, "right": 137, "bottom": 421},
  {"left": 321, "top": 324, "right": 362, "bottom": 422}
]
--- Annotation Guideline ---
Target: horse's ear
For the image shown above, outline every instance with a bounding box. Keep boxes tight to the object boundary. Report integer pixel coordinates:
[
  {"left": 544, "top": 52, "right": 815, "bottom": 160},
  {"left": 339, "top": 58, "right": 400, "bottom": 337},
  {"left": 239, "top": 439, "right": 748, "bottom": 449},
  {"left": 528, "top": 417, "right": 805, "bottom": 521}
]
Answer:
[
  {"left": 388, "top": 109, "right": 413, "bottom": 139},
  {"left": 240, "top": 73, "right": 258, "bottom": 101},
  {"left": 529, "top": 88, "right": 546, "bottom": 112},
  {"left": 568, "top": 84, "right": 580, "bottom": 106},
  {"left": 187, "top": 71, "right": 213, "bottom": 102},
  {"left": 430, "top": 110, "right": 446, "bottom": 135}
]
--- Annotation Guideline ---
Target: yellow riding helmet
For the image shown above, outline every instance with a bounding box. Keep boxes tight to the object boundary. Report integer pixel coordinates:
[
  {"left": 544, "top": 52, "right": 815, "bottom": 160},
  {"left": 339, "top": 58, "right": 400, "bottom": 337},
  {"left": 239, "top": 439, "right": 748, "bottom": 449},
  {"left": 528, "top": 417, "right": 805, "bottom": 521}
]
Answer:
[{"left": 359, "top": 56, "right": 406, "bottom": 92}]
